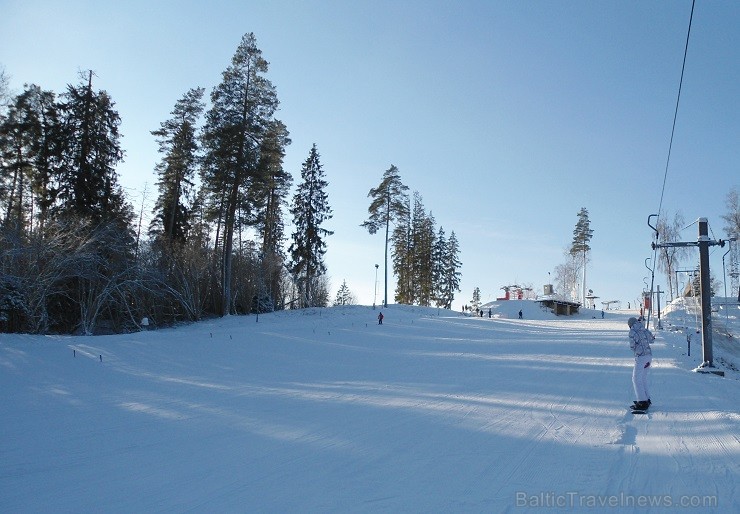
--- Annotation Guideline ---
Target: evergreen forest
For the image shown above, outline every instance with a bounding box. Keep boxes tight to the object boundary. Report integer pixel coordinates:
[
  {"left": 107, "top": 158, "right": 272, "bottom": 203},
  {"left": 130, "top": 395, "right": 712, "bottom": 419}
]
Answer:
[{"left": 0, "top": 33, "right": 461, "bottom": 334}]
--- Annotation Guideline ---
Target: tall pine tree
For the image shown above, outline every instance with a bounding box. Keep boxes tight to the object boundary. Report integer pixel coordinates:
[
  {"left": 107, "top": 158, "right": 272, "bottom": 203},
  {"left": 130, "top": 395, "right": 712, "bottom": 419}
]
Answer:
[
  {"left": 255, "top": 120, "right": 291, "bottom": 256},
  {"left": 0, "top": 84, "right": 61, "bottom": 237},
  {"left": 570, "top": 207, "right": 593, "bottom": 304},
  {"left": 253, "top": 120, "right": 292, "bottom": 309},
  {"left": 0, "top": 85, "right": 42, "bottom": 235},
  {"left": 200, "top": 33, "right": 279, "bottom": 315},
  {"left": 361, "top": 164, "right": 409, "bottom": 307},
  {"left": 149, "top": 87, "right": 204, "bottom": 248}
]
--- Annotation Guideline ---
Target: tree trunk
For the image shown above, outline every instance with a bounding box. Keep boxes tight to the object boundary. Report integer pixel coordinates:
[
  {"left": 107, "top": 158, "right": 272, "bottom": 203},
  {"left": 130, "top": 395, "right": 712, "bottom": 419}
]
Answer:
[{"left": 384, "top": 194, "right": 390, "bottom": 308}]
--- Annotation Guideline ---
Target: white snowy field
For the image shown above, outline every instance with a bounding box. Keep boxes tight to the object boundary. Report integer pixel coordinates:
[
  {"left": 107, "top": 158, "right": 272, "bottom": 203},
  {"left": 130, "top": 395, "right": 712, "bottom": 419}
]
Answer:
[{"left": 1, "top": 300, "right": 738, "bottom": 513}]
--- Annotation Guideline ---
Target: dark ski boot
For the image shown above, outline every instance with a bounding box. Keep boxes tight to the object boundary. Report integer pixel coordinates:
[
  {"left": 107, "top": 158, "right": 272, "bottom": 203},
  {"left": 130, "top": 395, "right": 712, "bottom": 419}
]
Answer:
[{"left": 631, "top": 401, "right": 650, "bottom": 411}]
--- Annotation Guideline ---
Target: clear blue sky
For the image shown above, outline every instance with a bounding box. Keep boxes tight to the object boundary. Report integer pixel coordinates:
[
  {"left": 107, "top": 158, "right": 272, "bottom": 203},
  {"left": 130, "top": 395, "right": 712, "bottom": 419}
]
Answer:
[{"left": 2, "top": 0, "right": 738, "bottom": 309}]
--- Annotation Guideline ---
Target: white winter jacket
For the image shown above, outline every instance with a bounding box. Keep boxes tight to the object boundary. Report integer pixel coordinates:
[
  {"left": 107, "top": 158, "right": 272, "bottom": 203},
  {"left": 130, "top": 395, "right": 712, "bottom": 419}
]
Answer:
[{"left": 629, "top": 321, "right": 653, "bottom": 357}]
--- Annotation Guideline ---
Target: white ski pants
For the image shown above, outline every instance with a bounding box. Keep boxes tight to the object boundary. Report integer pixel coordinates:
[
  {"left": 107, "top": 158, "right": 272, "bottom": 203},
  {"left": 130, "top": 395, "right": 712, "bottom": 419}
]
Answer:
[{"left": 632, "top": 354, "right": 652, "bottom": 402}]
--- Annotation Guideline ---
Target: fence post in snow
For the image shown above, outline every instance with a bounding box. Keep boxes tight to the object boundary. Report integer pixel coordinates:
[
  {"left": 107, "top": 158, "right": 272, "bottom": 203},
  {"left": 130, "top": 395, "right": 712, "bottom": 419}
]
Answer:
[{"left": 687, "top": 333, "right": 690, "bottom": 357}]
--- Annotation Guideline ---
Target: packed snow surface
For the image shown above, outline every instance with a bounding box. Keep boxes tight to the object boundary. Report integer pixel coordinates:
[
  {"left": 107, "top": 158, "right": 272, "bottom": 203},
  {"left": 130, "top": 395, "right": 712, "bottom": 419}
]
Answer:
[{"left": 2, "top": 300, "right": 739, "bottom": 512}]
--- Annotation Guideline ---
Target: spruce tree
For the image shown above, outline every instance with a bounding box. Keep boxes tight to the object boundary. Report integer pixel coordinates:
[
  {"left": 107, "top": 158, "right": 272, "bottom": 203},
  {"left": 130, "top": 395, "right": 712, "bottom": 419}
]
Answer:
[
  {"left": 432, "top": 226, "right": 447, "bottom": 307},
  {"left": 411, "top": 194, "right": 435, "bottom": 306},
  {"left": 38, "top": 72, "right": 136, "bottom": 333},
  {"left": 334, "top": 280, "right": 355, "bottom": 306},
  {"left": 361, "top": 165, "right": 409, "bottom": 307},
  {"left": 442, "top": 230, "right": 462, "bottom": 309},
  {"left": 288, "top": 144, "right": 333, "bottom": 307},
  {"left": 55, "top": 71, "right": 131, "bottom": 226},
  {"left": 434, "top": 228, "right": 461, "bottom": 309},
  {"left": 62, "top": 73, "right": 134, "bottom": 234},
  {"left": 471, "top": 286, "right": 481, "bottom": 314},
  {"left": 391, "top": 196, "right": 412, "bottom": 304}
]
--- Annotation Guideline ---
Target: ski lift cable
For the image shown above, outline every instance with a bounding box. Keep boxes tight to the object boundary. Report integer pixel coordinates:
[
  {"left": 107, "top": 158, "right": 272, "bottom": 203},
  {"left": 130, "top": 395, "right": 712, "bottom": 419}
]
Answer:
[
  {"left": 708, "top": 221, "right": 718, "bottom": 241},
  {"left": 648, "top": 0, "right": 695, "bottom": 328},
  {"left": 680, "top": 218, "right": 699, "bottom": 233},
  {"left": 656, "top": 0, "right": 696, "bottom": 221}
]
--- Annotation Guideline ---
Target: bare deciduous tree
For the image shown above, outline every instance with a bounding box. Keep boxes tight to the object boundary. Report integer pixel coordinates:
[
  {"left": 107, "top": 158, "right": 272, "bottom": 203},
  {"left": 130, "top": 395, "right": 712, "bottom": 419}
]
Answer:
[
  {"left": 554, "top": 249, "right": 581, "bottom": 302},
  {"left": 656, "top": 211, "right": 687, "bottom": 301}
]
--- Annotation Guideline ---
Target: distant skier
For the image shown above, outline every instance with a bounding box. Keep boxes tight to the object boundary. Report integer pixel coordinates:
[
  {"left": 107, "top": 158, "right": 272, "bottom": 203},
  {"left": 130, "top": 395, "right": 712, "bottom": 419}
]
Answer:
[
  {"left": 628, "top": 317, "right": 654, "bottom": 411},
  {"left": 378, "top": 311, "right": 384, "bottom": 325},
  {"left": 518, "top": 309, "right": 523, "bottom": 319},
  {"left": 488, "top": 308, "right": 492, "bottom": 318}
]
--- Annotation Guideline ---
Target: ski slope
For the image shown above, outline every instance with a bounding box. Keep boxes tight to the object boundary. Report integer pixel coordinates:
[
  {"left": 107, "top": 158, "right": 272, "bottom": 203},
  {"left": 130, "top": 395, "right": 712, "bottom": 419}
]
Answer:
[{"left": 1, "top": 301, "right": 738, "bottom": 512}]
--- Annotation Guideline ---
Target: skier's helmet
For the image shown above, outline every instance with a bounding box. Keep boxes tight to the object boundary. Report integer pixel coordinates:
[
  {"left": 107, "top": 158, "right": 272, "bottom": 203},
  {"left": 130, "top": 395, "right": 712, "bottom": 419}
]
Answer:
[{"left": 627, "top": 317, "right": 638, "bottom": 328}]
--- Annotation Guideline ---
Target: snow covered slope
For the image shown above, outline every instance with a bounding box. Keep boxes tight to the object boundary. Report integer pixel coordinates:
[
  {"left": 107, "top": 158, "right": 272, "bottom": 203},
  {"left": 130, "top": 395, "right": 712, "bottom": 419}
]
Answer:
[{"left": 1, "top": 302, "right": 738, "bottom": 512}]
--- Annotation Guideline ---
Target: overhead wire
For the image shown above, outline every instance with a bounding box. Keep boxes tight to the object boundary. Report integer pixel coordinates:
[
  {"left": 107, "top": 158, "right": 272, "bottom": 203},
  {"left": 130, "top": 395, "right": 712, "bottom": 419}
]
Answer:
[
  {"left": 656, "top": 0, "right": 696, "bottom": 221},
  {"left": 680, "top": 218, "right": 699, "bottom": 233},
  {"left": 647, "top": 0, "right": 696, "bottom": 328}
]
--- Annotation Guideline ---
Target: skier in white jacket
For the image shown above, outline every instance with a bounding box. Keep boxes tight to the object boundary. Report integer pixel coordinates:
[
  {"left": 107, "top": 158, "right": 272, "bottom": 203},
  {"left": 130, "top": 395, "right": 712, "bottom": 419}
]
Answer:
[{"left": 628, "top": 317, "right": 653, "bottom": 410}]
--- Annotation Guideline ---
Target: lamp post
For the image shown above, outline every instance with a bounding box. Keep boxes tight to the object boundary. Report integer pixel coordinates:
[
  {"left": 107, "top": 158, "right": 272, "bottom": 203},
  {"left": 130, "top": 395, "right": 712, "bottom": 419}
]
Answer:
[{"left": 373, "top": 264, "right": 379, "bottom": 309}]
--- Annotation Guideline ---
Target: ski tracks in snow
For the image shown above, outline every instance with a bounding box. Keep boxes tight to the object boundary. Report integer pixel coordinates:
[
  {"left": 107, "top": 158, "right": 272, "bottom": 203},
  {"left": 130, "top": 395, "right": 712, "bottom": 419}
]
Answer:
[{"left": 609, "top": 361, "right": 740, "bottom": 510}]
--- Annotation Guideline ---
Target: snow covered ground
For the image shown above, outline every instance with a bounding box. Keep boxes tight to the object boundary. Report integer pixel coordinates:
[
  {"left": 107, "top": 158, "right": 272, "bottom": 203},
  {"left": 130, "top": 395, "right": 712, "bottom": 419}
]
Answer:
[{"left": 1, "top": 300, "right": 738, "bottom": 512}]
